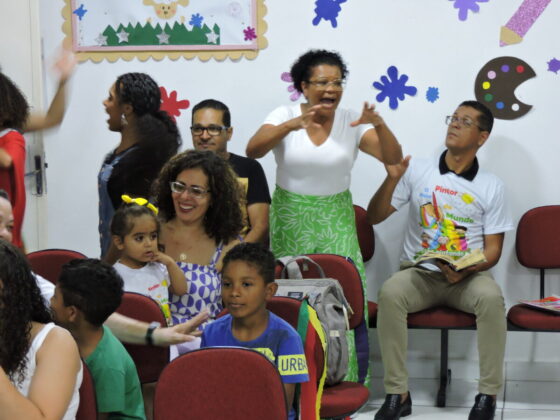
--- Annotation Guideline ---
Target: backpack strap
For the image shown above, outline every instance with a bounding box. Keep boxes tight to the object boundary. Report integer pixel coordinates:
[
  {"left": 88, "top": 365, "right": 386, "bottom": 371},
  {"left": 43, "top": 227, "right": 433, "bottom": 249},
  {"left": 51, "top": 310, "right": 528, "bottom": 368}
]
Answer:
[
  {"left": 278, "top": 256, "right": 326, "bottom": 279},
  {"left": 296, "top": 299, "right": 327, "bottom": 420}
]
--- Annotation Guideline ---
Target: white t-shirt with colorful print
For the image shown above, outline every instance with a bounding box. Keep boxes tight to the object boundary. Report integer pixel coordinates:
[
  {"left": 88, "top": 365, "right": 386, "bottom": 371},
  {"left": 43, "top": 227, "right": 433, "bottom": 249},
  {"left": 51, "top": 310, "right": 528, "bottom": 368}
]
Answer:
[
  {"left": 391, "top": 154, "right": 514, "bottom": 271},
  {"left": 114, "top": 261, "right": 172, "bottom": 325}
]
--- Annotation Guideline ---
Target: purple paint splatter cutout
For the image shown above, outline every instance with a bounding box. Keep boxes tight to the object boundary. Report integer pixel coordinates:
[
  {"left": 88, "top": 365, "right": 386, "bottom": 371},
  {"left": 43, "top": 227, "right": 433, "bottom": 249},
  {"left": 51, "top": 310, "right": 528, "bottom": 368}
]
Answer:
[
  {"left": 449, "top": 0, "right": 489, "bottom": 22},
  {"left": 281, "top": 72, "right": 301, "bottom": 102},
  {"left": 547, "top": 58, "right": 560, "bottom": 74}
]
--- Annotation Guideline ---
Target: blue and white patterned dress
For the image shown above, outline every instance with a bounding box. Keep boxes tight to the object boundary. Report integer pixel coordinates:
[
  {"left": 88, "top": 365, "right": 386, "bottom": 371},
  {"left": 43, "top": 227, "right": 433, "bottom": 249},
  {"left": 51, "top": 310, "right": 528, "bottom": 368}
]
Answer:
[{"left": 169, "top": 242, "right": 224, "bottom": 327}]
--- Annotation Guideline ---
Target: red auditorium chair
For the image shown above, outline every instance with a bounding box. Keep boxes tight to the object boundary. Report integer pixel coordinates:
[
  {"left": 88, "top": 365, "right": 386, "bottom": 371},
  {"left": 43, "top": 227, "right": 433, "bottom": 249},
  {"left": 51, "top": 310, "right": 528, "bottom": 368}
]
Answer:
[
  {"left": 507, "top": 205, "right": 560, "bottom": 332},
  {"left": 352, "top": 204, "right": 379, "bottom": 329},
  {"left": 27, "top": 248, "right": 87, "bottom": 284},
  {"left": 275, "top": 252, "right": 369, "bottom": 384},
  {"left": 76, "top": 361, "right": 97, "bottom": 420},
  {"left": 268, "top": 296, "right": 369, "bottom": 420},
  {"left": 153, "top": 347, "right": 288, "bottom": 420},
  {"left": 115, "top": 292, "right": 170, "bottom": 384}
]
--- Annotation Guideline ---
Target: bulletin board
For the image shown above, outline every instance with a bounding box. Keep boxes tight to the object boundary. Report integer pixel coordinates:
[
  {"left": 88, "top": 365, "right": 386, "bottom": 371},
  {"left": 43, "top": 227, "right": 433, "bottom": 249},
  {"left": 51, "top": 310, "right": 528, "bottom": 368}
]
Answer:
[{"left": 62, "top": 0, "right": 268, "bottom": 62}]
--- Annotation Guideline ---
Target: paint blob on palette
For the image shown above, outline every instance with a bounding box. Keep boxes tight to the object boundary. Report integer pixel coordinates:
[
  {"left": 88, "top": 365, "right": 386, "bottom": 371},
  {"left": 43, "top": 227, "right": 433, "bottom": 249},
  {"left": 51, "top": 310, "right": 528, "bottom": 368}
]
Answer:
[{"left": 474, "top": 56, "right": 536, "bottom": 120}]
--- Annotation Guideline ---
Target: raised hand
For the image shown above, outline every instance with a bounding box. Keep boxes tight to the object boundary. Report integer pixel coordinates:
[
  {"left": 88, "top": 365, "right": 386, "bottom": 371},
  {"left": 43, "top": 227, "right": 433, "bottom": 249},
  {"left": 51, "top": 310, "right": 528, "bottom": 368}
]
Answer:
[
  {"left": 385, "top": 155, "right": 411, "bottom": 180},
  {"left": 350, "top": 102, "right": 384, "bottom": 127},
  {"left": 53, "top": 48, "right": 77, "bottom": 82},
  {"left": 298, "top": 104, "right": 325, "bottom": 129}
]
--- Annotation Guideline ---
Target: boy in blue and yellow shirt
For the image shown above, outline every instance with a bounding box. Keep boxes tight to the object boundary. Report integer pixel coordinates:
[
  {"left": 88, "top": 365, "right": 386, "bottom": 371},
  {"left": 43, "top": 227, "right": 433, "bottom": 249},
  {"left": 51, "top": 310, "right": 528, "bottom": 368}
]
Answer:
[{"left": 201, "top": 243, "right": 308, "bottom": 420}]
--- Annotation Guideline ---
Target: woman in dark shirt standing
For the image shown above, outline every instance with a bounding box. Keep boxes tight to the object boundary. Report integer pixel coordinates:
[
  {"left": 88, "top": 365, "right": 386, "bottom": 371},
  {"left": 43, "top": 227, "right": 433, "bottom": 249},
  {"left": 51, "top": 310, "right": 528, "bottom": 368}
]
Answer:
[{"left": 99, "top": 72, "right": 181, "bottom": 260}]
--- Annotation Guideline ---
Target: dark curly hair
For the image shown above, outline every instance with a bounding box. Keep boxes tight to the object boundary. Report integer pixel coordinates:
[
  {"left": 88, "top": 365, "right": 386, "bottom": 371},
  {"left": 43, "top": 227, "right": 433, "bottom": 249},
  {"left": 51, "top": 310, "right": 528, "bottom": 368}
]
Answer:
[
  {"left": 110, "top": 199, "right": 160, "bottom": 239},
  {"left": 58, "top": 259, "right": 124, "bottom": 327},
  {"left": 290, "top": 49, "right": 349, "bottom": 93},
  {"left": 0, "top": 240, "right": 51, "bottom": 384},
  {"left": 222, "top": 242, "right": 275, "bottom": 284},
  {"left": 152, "top": 150, "right": 243, "bottom": 244},
  {"left": 0, "top": 72, "right": 29, "bottom": 130},
  {"left": 110, "top": 72, "right": 182, "bottom": 202}
]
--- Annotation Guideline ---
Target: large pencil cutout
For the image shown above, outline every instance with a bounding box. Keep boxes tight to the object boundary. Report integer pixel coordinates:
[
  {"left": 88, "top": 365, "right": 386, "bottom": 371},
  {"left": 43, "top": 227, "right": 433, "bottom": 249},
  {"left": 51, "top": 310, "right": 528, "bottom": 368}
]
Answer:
[{"left": 500, "top": 0, "right": 552, "bottom": 46}]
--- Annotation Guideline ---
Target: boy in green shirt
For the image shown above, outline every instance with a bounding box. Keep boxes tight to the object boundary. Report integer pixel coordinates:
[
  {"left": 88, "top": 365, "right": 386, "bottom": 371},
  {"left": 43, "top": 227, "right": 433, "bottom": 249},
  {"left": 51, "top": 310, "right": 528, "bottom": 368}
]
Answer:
[{"left": 50, "top": 258, "right": 145, "bottom": 420}]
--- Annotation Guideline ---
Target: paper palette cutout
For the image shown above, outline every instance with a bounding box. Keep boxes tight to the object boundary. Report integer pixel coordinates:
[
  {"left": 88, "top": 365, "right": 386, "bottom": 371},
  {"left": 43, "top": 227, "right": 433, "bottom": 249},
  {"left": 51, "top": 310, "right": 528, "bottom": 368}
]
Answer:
[{"left": 474, "top": 56, "right": 535, "bottom": 120}]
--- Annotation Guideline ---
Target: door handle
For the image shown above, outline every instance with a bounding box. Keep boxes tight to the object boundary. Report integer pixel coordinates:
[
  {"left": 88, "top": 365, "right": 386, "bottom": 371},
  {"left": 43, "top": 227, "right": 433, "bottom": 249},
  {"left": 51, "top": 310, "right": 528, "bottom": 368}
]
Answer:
[{"left": 24, "top": 155, "right": 45, "bottom": 196}]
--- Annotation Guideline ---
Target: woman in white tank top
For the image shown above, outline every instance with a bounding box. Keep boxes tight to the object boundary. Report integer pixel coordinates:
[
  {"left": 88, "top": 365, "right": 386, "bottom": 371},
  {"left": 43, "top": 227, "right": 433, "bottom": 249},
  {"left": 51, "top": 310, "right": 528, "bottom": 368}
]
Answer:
[{"left": 0, "top": 241, "right": 82, "bottom": 420}]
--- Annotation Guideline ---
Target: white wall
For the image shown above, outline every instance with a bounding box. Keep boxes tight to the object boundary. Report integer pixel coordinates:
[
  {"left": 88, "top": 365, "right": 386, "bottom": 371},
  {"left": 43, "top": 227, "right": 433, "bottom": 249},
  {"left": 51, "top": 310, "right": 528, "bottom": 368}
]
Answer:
[{"left": 38, "top": 1, "right": 560, "bottom": 364}]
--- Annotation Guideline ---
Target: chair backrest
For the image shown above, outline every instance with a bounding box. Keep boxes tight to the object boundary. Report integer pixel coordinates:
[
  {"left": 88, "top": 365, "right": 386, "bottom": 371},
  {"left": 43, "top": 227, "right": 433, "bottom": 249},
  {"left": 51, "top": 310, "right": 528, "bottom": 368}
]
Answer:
[
  {"left": 115, "top": 292, "right": 169, "bottom": 383},
  {"left": 267, "top": 296, "right": 324, "bottom": 376},
  {"left": 27, "top": 248, "right": 87, "bottom": 284},
  {"left": 516, "top": 205, "right": 560, "bottom": 269},
  {"left": 275, "top": 254, "right": 364, "bottom": 329},
  {"left": 153, "top": 347, "right": 288, "bottom": 420},
  {"left": 353, "top": 204, "right": 375, "bottom": 262},
  {"left": 516, "top": 205, "right": 560, "bottom": 299},
  {"left": 76, "top": 361, "right": 97, "bottom": 420},
  {"left": 267, "top": 295, "right": 301, "bottom": 329}
]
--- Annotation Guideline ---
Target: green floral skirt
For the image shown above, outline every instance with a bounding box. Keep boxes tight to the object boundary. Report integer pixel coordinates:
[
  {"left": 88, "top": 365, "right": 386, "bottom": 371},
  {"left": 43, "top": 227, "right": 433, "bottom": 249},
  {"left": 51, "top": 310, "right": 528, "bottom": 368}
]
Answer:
[{"left": 271, "top": 186, "right": 369, "bottom": 384}]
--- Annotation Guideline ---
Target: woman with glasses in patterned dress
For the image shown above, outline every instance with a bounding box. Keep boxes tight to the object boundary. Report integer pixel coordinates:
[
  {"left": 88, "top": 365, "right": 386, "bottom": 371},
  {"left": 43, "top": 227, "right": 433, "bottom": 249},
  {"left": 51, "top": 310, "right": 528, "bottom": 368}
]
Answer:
[
  {"left": 246, "top": 49, "right": 404, "bottom": 383},
  {"left": 152, "top": 150, "right": 242, "bottom": 348}
]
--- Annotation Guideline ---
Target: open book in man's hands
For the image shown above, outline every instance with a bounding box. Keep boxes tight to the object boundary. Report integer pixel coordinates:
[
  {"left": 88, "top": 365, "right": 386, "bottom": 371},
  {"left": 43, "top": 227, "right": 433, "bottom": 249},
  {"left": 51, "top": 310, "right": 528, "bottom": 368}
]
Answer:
[
  {"left": 519, "top": 295, "right": 560, "bottom": 314},
  {"left": 413, "top": 248, "right": 487, "bottom": 271}
]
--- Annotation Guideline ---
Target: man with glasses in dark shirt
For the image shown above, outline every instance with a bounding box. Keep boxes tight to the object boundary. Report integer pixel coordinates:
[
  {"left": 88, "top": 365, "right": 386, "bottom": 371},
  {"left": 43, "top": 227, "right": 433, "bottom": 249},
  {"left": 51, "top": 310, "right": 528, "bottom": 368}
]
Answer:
[
  {"left": 190, "top": 99, "right": 271, "bottom": 244},
  {"left": 367, "top": 100, "right": 513, "bottom": 420}
]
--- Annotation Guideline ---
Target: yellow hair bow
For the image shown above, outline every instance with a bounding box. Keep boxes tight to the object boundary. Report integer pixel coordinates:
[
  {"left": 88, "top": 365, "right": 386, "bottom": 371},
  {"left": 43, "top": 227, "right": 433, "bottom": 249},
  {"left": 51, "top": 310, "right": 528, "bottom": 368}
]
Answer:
[{"left": 121, "top": 194, "right": 159, "bottom": 215}]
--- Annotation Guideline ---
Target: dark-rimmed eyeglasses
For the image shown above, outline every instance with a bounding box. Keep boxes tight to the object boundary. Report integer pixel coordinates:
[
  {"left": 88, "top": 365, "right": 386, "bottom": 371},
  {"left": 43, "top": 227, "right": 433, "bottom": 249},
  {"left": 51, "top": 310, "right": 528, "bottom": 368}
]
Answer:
[{"left": 190, "top": 125, "right": 229, "bottom": 136}]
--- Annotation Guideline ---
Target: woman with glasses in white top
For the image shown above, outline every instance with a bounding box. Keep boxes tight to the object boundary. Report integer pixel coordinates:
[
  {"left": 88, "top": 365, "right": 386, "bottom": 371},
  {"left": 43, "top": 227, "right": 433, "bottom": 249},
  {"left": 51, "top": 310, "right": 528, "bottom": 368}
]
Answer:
[
  {"left": 246, "top": 49, "right": 403, "bottom": 383},
  {"left": 152, "top": 150, "right": 242, "bottom": 350}
]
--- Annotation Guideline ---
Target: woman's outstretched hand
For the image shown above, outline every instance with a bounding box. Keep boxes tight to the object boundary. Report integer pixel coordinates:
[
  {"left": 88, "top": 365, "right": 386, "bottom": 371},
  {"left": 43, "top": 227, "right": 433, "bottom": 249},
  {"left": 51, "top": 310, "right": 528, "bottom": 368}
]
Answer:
[{"left": 351, "top": 102, "right": 385, "bottom": 128}]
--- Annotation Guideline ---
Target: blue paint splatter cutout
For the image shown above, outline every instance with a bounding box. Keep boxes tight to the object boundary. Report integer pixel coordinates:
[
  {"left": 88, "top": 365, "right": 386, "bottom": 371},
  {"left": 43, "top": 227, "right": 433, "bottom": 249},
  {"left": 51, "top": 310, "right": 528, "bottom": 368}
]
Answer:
[
  {"left": 449, "top": 0, "right": 489, "bottom": 22},
  {"left": 547, "top": 58, "right": 560, "bottom": 74},
  {"left": 73, "top": 4, "right": 87, "bottom": 21},
  {"left": 312, "top": 0, "right": 348, "bottom": 28},
  {"left": 189, "top": 13, "right": 204, "bottom": 28},
  {"left": 426, "top": 87, "right": 439, "bottom": 103},
  {"left": 373, "top": 66, "right": 417, "bottom": 110}
]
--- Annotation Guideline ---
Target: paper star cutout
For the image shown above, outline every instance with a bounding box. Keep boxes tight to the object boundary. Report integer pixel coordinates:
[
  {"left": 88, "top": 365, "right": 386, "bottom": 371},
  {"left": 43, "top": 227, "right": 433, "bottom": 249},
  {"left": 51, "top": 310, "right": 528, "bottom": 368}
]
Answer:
[
  {"left": 157, "top": 31, "right": 170, "bottom": 44},
  {"left": 117, "top": 30, "right": 129, "bottom": 43},
  {"left": 206, "top": 30, "right": 219, "bottom": 44},
  {"left": 73, "top": 4, "right": 87, "bottom": 20},
  {"left": 95, "top": 34, "right": 108, "bottom": 46}
]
